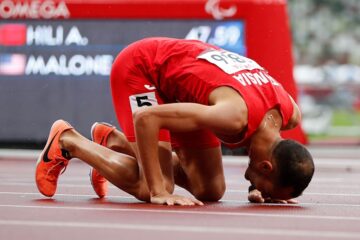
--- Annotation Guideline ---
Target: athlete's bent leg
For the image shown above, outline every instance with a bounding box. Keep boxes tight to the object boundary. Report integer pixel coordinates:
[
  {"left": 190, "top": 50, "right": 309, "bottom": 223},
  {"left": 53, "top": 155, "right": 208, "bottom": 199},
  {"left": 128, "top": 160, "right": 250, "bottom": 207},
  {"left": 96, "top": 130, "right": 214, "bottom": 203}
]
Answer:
[
  {"left": 129, "top": 141, "right": 175, "bottom": 194},
  {"left": 173, "top": 146, "right": 226, "bottom": 202},
  {"left": 59, "top": 128, "right": 151, "bottom": 201},
  {"left": 61, "top": 128, "right": 175, "bottom": 201},
  {"left": 106, "top": 128, "right": 224, "bottom": 202}
]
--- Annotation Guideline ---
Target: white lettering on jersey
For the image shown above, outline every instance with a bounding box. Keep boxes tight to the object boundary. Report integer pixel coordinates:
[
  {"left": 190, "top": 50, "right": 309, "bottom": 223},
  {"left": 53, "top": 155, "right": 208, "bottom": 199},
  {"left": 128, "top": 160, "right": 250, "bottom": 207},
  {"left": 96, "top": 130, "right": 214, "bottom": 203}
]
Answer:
[
  {"left": 198, "top": 49, "right": 281, "bottom": 87},
  {"left": 233, "top": 71, "right": 280, "bottom": 87},
  {"left": 197, "top": 49, "right": 263, "bottom": 74}
]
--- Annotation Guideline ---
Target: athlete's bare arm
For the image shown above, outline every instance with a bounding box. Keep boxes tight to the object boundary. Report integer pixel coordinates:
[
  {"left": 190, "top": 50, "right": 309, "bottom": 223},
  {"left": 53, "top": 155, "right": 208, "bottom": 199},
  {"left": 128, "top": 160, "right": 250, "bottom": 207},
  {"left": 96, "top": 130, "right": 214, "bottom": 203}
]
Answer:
[
  {"left": 133, "top": 87, "right": 247, "bottom": 205},
  {"left": 282, "top": 95, "right": 301, "bottom": 130}
]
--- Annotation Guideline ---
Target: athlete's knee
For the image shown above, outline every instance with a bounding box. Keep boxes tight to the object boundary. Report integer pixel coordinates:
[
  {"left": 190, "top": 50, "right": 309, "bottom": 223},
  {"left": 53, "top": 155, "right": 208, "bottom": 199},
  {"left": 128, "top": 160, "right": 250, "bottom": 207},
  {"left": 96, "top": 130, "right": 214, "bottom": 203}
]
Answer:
[{"left": 193, "top": 179, "right": 226, "bottom": 202}]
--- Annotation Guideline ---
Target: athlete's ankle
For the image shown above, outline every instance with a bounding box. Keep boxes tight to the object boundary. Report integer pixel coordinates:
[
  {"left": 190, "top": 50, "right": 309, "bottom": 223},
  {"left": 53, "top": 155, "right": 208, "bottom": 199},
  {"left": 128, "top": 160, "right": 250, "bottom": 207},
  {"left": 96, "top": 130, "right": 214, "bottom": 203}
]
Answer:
[
  {"left": 58, "top": 129, "right": 78, "bottom": 158},
  {"left": 107, "top": 129, "right": 126, "bottom": 147},
  {"left": 107, "top": 130, "right": 135, "bottom": 156},
  {"left": 107, "top": 130, "right": 120, "bottom": 147}
]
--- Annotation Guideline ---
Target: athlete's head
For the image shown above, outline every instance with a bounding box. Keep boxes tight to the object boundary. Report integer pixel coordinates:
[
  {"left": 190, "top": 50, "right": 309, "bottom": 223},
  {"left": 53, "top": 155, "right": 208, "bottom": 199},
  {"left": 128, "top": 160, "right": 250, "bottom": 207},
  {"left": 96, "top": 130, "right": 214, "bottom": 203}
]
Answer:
[{"left": 245, "top": 139, "right": 314, "bottom": 200}]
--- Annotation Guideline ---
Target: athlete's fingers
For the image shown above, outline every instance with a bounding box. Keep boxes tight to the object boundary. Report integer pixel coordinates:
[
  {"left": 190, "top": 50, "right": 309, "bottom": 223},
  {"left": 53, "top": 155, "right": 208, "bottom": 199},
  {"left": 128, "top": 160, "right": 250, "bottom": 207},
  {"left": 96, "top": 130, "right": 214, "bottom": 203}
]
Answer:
[
  {"left": 248, "top": 191, "right": 265, "bottom": 203},
  {"left": 182, "top": 199, "right": 195, "bottom": 206},
  {"left": 181, "top": 198, "right": 194, "bottom": 206},
  {"left": 286, "top": 199, "right": 299, "bottom": 204},
  {"left": 174, "top": 199, "right": 187, "bottom": 206},
  {"left": 165, "top": 199, "right": 175, "bottom": 206},
  {"left": 193, "top": 198, "right": 204, "bottom": 206}
]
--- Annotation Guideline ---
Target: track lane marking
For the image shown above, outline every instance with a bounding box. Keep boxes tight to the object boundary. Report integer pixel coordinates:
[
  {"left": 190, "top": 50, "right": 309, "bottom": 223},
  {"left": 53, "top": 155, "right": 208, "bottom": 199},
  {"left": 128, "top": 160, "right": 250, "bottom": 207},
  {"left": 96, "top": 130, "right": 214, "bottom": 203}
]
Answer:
[
  {"left": 0, "top": 219, "right": 359, "bottom": 239},
  {"left": 1, "top": 203, "right": 360, "bottom": 221},
  {"left": 3, "top": 189, "right": 360, "bottom": 200},
  {"left": 2, "top": 191, "right": 360, "bottom": 207}
]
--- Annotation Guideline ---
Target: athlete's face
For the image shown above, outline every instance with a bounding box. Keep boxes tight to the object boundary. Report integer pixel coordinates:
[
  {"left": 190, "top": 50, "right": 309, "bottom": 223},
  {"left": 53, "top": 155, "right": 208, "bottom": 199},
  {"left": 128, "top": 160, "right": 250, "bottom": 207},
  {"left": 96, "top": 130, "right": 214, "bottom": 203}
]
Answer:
[
  {"left": 245, "top": 140, "right": 293, "bottom": 200},
  {"left": 245, "top": 160, "right": 293, "bottom": 200}
]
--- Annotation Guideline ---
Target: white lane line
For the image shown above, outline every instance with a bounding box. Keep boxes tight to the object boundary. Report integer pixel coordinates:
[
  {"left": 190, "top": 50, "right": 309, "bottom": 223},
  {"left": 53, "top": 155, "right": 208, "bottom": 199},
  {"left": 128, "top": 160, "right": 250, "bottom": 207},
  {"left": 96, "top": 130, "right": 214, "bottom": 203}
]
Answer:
[
  {"left": 312, "top": 178, "right": 345, "bottom": 183},
  {"left": 3, "top": 181, "right": 360, "bottom": 190},
  {"left": 0, "top": 191, "right": 133, "bottom": 199},
  {"left": 3, "top": 182, "right": 360, "bottom": 191},
  {"left": 224, "top": 156, "right": 360, "bottom": 167},
  {"left": 225, "top": 189, "right": 360, "bottom": 197},
  {"left": 3, "top": 188, "right": 360, "bottom": 199},
  {"left": 308, "top": 185, "right": 360, "bottom": 189},
  {"left": 220, "top": 200, "right": 360, "bottom": 208},
  {"left": 304, "top": 192, "right": 360, "bottom": 197},
  {"left": 0, "top": 182, "right": 97, "bottom": 188},
  {"left": 3, "top": 176, "right": 359, "bottom": 183},
  {"left": 1, "top": 149, "right": 360, "bottom": 167},
  {"left": 3, "top": 180, "right": 360, "bottom": 197},
  {"left": 0, "top": 219, "right": 358, "bottom": 239},
  {"left": 2, "top": 191, "right": 360, "bottom": 208},
  {"left": 1, "top": 204, "right": 360, "bottom": 221}
]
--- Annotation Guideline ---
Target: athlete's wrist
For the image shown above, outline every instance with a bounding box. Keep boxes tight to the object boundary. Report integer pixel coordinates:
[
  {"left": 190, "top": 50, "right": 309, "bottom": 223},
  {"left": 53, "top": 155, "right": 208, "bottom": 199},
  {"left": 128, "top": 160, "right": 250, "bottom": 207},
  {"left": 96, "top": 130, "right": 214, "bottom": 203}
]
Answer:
[
  {"left": 148, "top": 180, "right": 169, "bottom": 197},
  {"left": 150, "top": 188, "right": 170, "bottom": 198}
]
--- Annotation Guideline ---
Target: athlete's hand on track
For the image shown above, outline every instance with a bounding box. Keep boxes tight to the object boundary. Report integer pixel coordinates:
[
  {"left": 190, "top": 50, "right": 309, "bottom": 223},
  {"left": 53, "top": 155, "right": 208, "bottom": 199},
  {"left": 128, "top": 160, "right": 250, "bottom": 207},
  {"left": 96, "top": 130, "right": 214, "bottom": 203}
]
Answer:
[
  {"left": 151, "top": 192, "right": 204, "bottom": 206},
  {"left": 248, "top": 189, "right": 298, "bottom": 204},
  {"left": 248, "top": 189, "right": 265, "bottom": 203}
]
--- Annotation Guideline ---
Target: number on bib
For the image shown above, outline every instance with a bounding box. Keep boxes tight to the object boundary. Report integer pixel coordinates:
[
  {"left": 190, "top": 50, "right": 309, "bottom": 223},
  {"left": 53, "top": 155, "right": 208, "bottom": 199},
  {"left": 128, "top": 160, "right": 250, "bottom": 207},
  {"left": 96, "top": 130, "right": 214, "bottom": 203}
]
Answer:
[
  {"left": 197, "top": 49, "right": 263, "bottom": 74},
  {"left": 129, "top": 92, "right": 158, "bottom": 113}
]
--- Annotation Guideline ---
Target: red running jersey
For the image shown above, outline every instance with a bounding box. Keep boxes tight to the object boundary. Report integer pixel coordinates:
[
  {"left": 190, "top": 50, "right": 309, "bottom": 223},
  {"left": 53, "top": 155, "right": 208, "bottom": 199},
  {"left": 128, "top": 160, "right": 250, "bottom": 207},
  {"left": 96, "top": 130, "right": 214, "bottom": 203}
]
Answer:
[{"left": 114, "top": 37, "right": 293, "bottom": 147}]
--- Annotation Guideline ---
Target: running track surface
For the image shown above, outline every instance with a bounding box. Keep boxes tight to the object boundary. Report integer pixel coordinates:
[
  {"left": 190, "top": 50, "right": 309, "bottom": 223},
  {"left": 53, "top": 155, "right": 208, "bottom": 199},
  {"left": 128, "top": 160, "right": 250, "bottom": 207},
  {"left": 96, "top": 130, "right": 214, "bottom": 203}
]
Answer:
[{"left": 0, "top": 147, "right": 359, "bottom": 240}]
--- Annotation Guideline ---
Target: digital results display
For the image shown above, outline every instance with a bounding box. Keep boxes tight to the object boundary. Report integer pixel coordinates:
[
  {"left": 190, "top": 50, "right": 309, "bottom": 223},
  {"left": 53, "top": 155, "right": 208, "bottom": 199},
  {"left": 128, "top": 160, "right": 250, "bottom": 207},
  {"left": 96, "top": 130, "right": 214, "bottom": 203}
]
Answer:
[
  {"left": 0, "top": 19, "right": 245, "bottom": 142},
  {"left": 0, "top": 20, "right": 245, "bottom": 80}
]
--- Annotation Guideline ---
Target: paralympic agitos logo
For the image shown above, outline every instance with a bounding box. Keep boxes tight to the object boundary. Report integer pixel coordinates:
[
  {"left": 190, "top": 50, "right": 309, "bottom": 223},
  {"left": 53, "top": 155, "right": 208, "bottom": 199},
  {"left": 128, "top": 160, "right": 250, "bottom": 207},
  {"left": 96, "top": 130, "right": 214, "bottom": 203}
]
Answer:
[
  {"left": 205, "top": 0, "right": 237, "bottom": 20},
  {"left": 0, "top": 0, "right": 70, "bottom": 19}
]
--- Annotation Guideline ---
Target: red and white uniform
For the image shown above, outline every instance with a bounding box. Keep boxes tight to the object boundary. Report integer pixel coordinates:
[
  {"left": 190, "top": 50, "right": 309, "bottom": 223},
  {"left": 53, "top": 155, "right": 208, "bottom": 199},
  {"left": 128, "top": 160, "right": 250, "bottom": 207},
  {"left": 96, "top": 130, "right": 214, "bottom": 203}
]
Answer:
[{"left": 110, "top": 37, "right": 293, "bottom": 148}]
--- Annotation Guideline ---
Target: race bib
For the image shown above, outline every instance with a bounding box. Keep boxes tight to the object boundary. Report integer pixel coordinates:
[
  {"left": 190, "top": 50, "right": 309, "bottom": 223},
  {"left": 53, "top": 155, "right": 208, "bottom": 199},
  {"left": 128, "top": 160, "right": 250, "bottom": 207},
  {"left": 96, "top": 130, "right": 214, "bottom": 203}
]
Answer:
[
  {"left": 129, "top": 92, "right": 158, "bottom": 113},
  {"left": 197, "top": 49, "right": 263, "bottom": 74}
]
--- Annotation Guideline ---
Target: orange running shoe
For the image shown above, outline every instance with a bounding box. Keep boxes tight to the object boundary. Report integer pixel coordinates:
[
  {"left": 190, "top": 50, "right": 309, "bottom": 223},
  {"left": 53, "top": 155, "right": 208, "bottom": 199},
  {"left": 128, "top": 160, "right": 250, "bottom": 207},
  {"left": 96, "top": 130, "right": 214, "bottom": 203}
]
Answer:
[
  {"left": 90, "top": 122, "right": 116, "bottom": 198},
  {"left": 35, "top": 120, "right": 73, "bottom": 197}
]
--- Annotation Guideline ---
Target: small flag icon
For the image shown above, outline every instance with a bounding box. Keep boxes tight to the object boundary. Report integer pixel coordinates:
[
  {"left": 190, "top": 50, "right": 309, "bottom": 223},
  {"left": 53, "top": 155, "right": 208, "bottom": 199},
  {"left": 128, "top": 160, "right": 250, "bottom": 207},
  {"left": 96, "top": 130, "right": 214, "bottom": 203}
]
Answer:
[
  {"left": 0, "top": 24, "right": 27, "bottom": 46},
  {"left": 0, "top": 54, "right": 26, "bottom": 75}
]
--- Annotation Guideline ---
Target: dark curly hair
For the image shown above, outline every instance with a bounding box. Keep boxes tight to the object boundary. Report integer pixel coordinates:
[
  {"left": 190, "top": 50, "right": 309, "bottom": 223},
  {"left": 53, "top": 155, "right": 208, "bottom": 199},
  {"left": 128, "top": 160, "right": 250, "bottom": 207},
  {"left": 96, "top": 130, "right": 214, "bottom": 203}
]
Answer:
[{"left": 272, "top": 139, "right": 315, "bottom": 198}]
